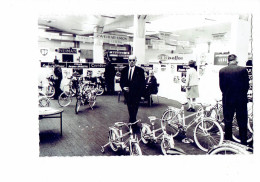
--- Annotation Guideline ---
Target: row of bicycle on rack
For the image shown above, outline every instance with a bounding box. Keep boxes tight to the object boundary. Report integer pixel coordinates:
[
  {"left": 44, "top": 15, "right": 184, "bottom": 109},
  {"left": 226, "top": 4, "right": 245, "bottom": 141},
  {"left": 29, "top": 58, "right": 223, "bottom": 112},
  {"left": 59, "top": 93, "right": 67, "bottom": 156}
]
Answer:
[
  {"left": 38, "top": 74, "right": 104, "bottom": 114},
  {"left": 101, "top": 100, "right": 253, "bottom": 155}
]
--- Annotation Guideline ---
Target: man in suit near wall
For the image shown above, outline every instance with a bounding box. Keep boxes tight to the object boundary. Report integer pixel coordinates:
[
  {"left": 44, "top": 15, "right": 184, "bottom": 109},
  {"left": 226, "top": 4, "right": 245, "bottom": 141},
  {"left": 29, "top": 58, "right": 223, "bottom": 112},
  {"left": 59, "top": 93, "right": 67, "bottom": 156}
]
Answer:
[
  {"left": 120, "top": 55, "right": 146, "bottom": 131},
  {"left": 219, "top": 54, "right": 249, "bottom": 145}
]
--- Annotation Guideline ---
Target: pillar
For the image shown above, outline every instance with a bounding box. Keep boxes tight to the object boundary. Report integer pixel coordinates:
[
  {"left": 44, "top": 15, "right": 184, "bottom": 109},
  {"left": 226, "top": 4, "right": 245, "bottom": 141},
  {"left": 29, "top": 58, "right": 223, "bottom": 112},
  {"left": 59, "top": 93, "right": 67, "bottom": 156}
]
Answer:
[
  {"left": 230, "top": 14, "right": 250, "bottom": 66},
  {"left": 133, "top": 15, "right": 146, "bottom": 64},
  {"left": 93, "top": 26, "right": 104, "bottom": 63}
]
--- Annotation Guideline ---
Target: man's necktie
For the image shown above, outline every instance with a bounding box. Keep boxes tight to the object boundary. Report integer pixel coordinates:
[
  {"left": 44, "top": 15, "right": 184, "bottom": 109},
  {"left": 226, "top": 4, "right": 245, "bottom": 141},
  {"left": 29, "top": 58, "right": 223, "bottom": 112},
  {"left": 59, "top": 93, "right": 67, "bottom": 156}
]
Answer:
[{"left": 129, "top": 68, "right": 132, "bottom": 81}]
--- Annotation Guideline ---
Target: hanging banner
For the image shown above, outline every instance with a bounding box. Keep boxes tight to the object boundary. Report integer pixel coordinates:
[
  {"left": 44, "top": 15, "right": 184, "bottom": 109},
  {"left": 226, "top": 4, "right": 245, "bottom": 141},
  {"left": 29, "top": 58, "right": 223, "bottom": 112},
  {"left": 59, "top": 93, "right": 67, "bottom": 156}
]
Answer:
[
  {"left": 75, "top": 35, "right": 94, "bottom": 43},
  {"left": 94, "top": 33, "right": 129, "bottom": 45}
]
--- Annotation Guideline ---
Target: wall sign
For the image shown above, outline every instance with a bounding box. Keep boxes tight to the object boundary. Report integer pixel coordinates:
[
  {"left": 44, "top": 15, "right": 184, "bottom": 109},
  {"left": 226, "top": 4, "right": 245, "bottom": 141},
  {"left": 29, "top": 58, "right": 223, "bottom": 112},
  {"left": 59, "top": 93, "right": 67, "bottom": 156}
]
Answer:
[
  {"left": 40, "top": 49, "right": 48, "bottom": 56},
  {"left": 67, "top": 63, "right": 89, "bottom": 68},
  {"left": 89, "top": 63, "right": 106, "bottom": 68},
  {"left": 158, "top": 54, "right": 184, "bottom": 61},
  {"left": 58, "top": 48, "right": 77, "bottom": 54}
]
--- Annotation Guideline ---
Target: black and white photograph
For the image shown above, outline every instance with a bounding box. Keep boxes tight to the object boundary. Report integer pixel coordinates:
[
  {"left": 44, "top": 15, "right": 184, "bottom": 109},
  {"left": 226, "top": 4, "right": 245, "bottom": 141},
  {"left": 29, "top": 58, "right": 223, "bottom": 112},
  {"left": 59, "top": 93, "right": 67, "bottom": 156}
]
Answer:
[{"left": 1, "top": 0, "right": 260, "bottom": 182}]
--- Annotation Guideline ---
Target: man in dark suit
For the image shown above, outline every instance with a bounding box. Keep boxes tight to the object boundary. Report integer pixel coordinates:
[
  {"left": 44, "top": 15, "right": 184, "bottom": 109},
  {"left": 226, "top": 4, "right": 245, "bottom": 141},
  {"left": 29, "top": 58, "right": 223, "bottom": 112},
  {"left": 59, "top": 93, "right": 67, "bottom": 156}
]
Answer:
[
  {"left": 219, "top": 54, "right": 249, "bottom": 145},
  {"left": 120, "top": 55, "right": 146, "bottom": 130},
  {"left": 53, "top": 58, "right": 63, "bottom": 99}
]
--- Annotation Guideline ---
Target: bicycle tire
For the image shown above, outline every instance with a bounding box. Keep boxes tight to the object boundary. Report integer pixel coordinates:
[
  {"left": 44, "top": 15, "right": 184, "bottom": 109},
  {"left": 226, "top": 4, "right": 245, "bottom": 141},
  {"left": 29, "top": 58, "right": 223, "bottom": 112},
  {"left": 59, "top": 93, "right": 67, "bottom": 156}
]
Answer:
[
  {"left": 130, "top": 143, "right": 142, "bottom": 156},
  {"left": 140, "top": 124, "right": 152, "bottom": 144},
  {"left": 109, "top": 128, "right": 120, "bottom": 152},
  {"left": 161, "top": 109, "right": 180, "bottom": 137},
  {"left": 232, "top": 116, "right": 253, "bottom": 143},
  {"left": 194, "top": 118, "right": 224, "bottom": 152},
  {"left": 39, "top": 97, "right": 50, "bottom": 107},
  {"left": 58, "top": 92, "right": 72, "bottom": 107},
  {"left": 45, "top": 85, "right": 55, "bottom": 98},
  {"left": 96, "top": 85, "right": 104, "bottom": 96},
  {"left": 161, "top": 137, "right": 172, "bottom": 155},
  {"left": 208, "top": 144, "right": 250, "bottom": 155},
  {"left": 88, "top": 95, "right": 96, "bottom": 108},
  {"left": 75, "top": 98, "right": 81, "bottom": 114}
]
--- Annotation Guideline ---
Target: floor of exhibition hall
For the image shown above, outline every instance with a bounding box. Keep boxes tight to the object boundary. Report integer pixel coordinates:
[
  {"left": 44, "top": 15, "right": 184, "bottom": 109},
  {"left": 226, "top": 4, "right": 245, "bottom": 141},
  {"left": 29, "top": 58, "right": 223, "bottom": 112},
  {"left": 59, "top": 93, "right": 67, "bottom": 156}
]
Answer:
[
  {"left": 39, "top": 94, "right": 211, "bottom": 156},
  {"left": 38, "top": 93, "right": 253, "bottom": 157}
]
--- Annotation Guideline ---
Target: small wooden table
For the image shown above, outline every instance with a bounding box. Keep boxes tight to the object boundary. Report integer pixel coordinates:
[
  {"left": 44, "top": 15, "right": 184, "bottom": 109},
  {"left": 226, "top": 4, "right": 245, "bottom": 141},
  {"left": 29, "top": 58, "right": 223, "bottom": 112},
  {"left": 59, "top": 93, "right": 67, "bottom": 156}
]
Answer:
[{"left": 39, "top": 107, "right": 64, "bottom": 136}]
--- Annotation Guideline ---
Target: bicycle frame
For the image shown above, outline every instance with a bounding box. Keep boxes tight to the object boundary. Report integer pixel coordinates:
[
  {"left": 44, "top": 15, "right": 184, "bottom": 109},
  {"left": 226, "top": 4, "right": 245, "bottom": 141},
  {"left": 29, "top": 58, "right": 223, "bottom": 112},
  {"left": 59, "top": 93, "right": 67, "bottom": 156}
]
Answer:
[
  {"left": 169, "top": 104, "right": 206, "bottom": 132},
  {"left": 110, "top": 125, "right": 138, "bottom": 151}
]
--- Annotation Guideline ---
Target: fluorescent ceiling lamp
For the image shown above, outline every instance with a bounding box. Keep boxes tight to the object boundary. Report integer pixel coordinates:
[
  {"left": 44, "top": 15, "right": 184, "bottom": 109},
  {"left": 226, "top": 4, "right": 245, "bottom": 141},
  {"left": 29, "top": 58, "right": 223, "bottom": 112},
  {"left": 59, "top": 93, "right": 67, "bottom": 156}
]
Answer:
[{"left": 38, "top": 25, "right": 50, "bottom": 29}]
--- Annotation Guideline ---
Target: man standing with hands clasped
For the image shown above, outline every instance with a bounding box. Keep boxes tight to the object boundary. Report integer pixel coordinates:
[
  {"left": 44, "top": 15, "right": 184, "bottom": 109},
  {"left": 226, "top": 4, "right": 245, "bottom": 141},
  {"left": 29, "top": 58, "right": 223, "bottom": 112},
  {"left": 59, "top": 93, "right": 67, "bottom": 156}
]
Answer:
[
  {"left": 219, "top": 54, "right": 249, "bottom": 145},
  {"left": 120, "top": 55, "right": 146, "bottom": 132}
]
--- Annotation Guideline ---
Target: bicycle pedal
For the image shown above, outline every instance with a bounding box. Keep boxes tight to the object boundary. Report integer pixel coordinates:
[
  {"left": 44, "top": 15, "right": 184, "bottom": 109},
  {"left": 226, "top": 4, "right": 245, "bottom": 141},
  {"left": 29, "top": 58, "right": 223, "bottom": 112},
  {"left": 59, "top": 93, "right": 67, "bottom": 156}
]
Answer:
[{"left": 182, "top": 138, "right": 194, "bottom": 144}]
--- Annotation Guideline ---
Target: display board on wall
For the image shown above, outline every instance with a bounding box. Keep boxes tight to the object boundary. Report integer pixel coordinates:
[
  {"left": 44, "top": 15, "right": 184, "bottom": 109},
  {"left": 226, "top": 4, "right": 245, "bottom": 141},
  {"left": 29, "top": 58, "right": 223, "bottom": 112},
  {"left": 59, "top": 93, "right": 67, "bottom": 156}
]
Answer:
[
  {"left": 214, "top": 52, "right": 229, "bottom": 65},
  {"left": 62, "top": 54, "right": 74, "bottom": 62}
]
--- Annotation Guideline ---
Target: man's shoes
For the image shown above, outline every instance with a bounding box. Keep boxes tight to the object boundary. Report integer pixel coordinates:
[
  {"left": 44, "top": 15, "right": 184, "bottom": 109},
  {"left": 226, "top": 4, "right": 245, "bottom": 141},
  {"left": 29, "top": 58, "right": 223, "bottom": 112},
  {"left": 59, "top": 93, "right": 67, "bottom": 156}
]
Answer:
[{"left": 190, "top": 108, "right": 196, "bottom": 112}]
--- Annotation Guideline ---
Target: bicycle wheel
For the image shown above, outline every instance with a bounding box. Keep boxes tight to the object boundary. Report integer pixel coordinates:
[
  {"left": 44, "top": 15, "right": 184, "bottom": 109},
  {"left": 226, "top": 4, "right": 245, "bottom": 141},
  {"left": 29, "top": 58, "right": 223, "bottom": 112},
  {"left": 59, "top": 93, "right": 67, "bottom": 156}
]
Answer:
[
  {"left": 140, "top": 124, "right": 152, "bottom": 144},
  {"left": 58, "top": 92, "right": 72, "bottom": 107},
  {"left": 161, "top": 137, "right": 172, "bottom": 155},
  {"left": 75, "top": 98, "right": 81, "bottom": 114},
  {"left": 109, "top": 129, "right": 120, "bottom": 152},
  {"left": 194, "top": 118, "right": 224, "bottom": 152},
  {"left": 161, "top": 109, "right": 180, "bottom": 137},
  {"left": 39, "top": 97, "right": 50, "bottom": 107},
  {"left": 88, "top": 95, "right": 96, "bottom": 108},
  {"left": 232, "top": 116, "right": 253, "bottom": 143},
  {"left": 208, "top": 145, "right": 250, "bottom": 155},
  {"left": 130, "top": 143, "right": 142, "bottom": 156},
  {"left": 45, "top": 85, "right": 55, "bottom": 98},
  {"left": 96, "top": 85, "right": 104, "bottom": 95}
]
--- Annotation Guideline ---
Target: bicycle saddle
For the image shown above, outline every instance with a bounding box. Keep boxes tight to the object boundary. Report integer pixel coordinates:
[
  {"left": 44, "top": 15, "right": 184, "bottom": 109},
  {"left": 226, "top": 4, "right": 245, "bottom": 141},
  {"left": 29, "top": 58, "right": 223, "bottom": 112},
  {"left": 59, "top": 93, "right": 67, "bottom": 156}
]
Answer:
[
  {"left": 180, "top": 101, "right": 188, "bottom": 105},
  {"left": 148, "top": 116, "right": 157, "bottom": 121},
  {"left": 114, "top": 122, "right": 125, "bottom": 127}
]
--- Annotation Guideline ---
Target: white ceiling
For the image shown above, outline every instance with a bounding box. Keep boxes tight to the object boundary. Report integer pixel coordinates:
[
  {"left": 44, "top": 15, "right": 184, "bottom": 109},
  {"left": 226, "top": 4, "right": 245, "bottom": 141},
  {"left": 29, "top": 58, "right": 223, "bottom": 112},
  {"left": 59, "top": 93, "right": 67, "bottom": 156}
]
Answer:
[{"left": 38, "top": 14, "right": 237, "bottom": 43}]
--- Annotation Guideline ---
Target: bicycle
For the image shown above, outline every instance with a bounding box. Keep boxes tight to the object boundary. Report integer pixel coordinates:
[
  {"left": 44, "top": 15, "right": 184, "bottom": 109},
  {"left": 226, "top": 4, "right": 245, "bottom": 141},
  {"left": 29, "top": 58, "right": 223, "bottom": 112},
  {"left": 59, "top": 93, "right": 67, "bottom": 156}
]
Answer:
[
  {"left": 206, "top": 99, "right": 253, "bottom": 143},
  {"left": 101, "top": 120, "right": 142, "bottom": 156},
  {"left": 140, "top": 116, "right": 175, "bottom": 155},
  {"left": 75, "top": 78, "right": 97, "bottom": 114},
  {"left": 58, "top": 76, "right": 77, "bottom": 107},
  {"left": 207, "top": 140, "right": 253, "bottom": 155},
  {"left": 45, "top": 75, "right": 55, "bottom": 98},
  {"left": 38, "top": 85, "right": 50, "bottom": 107},
  {"left": 161, "top": 101, "right": 224, "bottom": 152},
  {"left": 82, "top": 77, "right": 104, "bottom": 96}
]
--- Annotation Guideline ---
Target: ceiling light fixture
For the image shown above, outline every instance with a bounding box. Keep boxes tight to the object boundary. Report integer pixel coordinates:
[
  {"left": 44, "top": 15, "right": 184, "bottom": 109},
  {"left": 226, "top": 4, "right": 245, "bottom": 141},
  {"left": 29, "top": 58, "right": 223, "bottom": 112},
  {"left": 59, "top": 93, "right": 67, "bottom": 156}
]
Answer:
[
  {"left": 38, "top": 25, "right": 50, "bottom": 29},
  {"left": 101, "top": 15, "right": 116, "bottom": 19},
  {"left": 71, "top": 28, "right": 83, "bottom": 31},
  {"left": 205, "top": 18, "right": 216, "bottom": 21}
]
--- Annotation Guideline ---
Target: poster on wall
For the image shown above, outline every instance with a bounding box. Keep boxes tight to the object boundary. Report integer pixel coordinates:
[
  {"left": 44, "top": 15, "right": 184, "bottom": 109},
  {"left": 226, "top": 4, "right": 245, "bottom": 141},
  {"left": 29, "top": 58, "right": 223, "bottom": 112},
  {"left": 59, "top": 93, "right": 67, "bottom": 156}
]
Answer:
[{"left": 177, "top": 64, "right": 189, "bottom": 92}]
